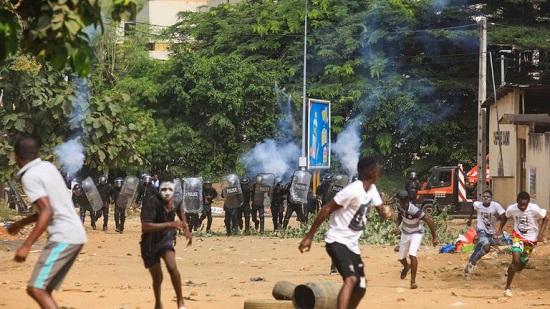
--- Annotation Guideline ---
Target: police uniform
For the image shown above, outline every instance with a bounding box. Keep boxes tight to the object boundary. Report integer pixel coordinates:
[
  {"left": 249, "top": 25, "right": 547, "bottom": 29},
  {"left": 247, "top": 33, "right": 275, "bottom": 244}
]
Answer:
[
  {"left": 96, "top": 177, "right": 114, "bottom": 231},
  {"left": 113, "top": 178, "right": 126, "bottom": 233},
  {"left": 270, "top": 183, "right": 287, "bottom": 230},
  {"left": 72, "top": 187, "right": 96, "bottom": 229},
  {"left": 199, "top": 183, "right": 218, "bottom": 232}
]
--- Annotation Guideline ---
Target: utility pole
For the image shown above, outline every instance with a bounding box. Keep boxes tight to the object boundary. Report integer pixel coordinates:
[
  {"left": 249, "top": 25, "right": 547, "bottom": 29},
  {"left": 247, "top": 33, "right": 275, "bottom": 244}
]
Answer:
[{"left": 477, "top": 16, "right": 487, "bottom": 199}]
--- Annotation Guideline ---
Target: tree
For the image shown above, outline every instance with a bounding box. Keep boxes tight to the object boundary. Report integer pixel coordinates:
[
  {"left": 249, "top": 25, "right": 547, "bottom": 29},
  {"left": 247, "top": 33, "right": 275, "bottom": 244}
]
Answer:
[
  {"left": 145, "top": 52, "right": 286, "bottom": 177},
  {"left": 0, "top": 0, "right": 141, "bottom": 76}
]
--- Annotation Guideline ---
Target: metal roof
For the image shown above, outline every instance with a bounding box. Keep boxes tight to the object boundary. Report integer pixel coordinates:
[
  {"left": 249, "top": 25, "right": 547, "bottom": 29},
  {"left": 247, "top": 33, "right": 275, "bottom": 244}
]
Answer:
[
  {"left": 499, "top": 113, "right": 550, "bottom": 125},
  {"left": 481, "top": 83, "right": 550, "bottom": 108}
]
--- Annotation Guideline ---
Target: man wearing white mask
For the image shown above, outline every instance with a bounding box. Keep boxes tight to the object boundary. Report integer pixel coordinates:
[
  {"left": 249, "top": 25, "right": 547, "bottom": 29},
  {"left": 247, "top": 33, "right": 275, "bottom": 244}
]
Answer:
[{"left": 140, "top": 174, "right": 192, "bottom": 309}]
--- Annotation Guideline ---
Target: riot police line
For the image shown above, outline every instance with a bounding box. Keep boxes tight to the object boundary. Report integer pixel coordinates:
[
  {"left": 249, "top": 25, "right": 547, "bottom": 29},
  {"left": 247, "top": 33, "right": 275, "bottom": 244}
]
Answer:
[{"left": 67, "top": 170, "right": 356, "bottom": 234}]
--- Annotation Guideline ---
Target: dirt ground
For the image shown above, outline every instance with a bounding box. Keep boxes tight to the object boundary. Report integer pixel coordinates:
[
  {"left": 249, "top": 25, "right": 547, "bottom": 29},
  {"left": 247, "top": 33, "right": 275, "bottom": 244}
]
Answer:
[{"left": 2, "top": 210, "right": 550, "bottom": 309}]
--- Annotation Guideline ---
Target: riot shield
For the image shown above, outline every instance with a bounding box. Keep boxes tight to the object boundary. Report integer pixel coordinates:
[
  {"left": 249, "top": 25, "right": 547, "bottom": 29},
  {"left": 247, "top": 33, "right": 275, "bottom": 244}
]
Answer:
[
  {"left": 252, "top": 173, "right": 275, "bottom": 207},
  {"left": 116, "top": 176, "right": 139, "bottom": 209},
  {"left": 81, "top": 176, "right": 103, "bottom": 211},
  {"left": 289, "top": 170, "right": 312, "bottom": 204},
  {"left": 326, "top": 174, "right": 349, "bottom": 202},
  {"left": 183, "top": 177, "right": 203, "bottom": 213},
  {"left": 174, "top": 178, "right": 183, "bottom": 205},
  {"left": 222, "top": 174, "right": 243, "bottom": 209}
]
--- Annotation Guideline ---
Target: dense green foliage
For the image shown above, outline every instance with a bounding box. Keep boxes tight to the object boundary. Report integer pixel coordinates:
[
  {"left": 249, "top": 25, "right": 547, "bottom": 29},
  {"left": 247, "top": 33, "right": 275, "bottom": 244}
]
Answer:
[
  {"left": 1, "top": 0, "right": 549, "bottom": 182},
  {"left": 0, "top": 0, "right": 140, "bottom": 76}
]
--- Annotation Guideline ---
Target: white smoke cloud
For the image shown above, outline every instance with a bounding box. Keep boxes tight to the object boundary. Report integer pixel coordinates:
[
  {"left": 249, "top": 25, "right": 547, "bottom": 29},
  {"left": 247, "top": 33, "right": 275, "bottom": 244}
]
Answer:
[
  {"left": 332, "top": 121, "right": 361, "bottom": 176},
  {"left": 54, "top": 139, "right": 85, "bottom": 176},
  {"left": 240, "top": 139, "right": 300, "bottom": 181}
]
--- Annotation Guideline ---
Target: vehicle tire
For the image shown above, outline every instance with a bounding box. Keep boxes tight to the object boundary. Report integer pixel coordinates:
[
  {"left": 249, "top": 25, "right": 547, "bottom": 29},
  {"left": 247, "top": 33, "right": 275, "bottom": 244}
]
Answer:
[
  {"left": 422, "top": 203, "right": 436, "bottom": 216},
  {"left": 243, "top": 299, "right": 294, "bottom": 309}
]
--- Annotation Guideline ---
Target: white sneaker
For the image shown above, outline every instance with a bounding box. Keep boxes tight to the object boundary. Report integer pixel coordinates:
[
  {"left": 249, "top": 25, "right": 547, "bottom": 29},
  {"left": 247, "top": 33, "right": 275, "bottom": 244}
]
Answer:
[
  {"left": 503, "top": 289, "right": 513, "bottom": 297},
  {"left": 464, "top": 262, "right": 475, "bottom": 279}
]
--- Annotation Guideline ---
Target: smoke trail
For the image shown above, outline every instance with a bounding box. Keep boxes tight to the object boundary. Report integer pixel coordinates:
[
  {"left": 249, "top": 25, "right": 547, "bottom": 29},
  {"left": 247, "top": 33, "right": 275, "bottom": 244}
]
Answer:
[
  {"left": 54, "top": 139, "right": 85, "bottom": 176},
  {"left": 332, "top": 121, "right": 361, "bottom": 176},
  {"left": 240, "top": 84, "right": 301, "bottom": 181}
]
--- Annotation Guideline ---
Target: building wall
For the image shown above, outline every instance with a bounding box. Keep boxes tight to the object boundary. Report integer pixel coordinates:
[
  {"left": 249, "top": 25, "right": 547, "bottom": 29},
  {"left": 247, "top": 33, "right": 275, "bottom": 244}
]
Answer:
[
  {"left": 525, "top": 132, "right": 550, "bottom": 208},
  {"left": 488, "top": 91, "right": 519, "bottom": 179},
  {"left": 137, "top": 0, "right": 208, "bottom": 27},
  {"left": 488, "top": 88, "right": 550, "bottom": 209},
  {"left": 135, "top": 0, "right": 238, "bottom": 59}
]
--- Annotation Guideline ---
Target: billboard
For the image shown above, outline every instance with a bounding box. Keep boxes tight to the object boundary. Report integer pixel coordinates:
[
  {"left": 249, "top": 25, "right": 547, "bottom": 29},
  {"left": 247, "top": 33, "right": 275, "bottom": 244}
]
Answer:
[{"left": 308, "top": 98, "right": 330, "bottom": 169}]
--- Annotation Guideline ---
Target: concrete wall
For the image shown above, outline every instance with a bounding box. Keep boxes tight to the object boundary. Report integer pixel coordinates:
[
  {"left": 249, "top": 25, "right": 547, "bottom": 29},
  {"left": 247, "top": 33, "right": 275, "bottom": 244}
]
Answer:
[
  {"left": 488, "top": 88, "right": 550, "bottom": 209},
  {"left": 488, "top": 90, "right": 519, "bottom": 179},
  {"left": 526, "top": 132, "right": 550, "bottom": 208},
  {"left": 137, "top": 0, "right": 208, "bottom": 27}
]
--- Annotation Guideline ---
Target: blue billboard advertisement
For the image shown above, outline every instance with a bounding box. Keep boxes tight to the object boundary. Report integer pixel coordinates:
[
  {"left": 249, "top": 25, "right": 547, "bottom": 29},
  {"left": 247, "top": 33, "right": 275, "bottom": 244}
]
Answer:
[{"left": 308, "top": 99, "right": 330, "bottom": 169}]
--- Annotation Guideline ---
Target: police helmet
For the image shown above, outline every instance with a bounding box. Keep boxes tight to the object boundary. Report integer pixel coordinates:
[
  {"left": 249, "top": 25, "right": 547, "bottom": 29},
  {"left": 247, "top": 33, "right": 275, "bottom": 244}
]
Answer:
[
  {"left": 204, "top": 179, "right": 212, "bottom": 185},
  {"left": 114, "top": 177, "right": 123, "bottom": 188},
  {"left": 72, "top": 184, "right": 83, "bottom": 195},
  {"left": 275, "top": 177, "right": 283, "bottom": 185},
  {"left": 99, "top": 175, "right": 107, "bottom": 184},
  {"left": 410, "top": 172, "right": 417, "bottom": 179},
  {"left": 322, "top": 174, "right": 333, "bottom": 183},
  {"left": 240, "top": 176, "right": 249, "bottom": 184},
  {"left": 143, "top": 174, "right": 152, "bottom": 183}
]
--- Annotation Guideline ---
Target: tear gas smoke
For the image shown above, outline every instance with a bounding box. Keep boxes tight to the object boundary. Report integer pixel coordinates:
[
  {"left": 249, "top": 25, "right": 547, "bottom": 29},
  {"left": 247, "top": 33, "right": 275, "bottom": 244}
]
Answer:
[
  {"left": 54, "top": 139, "right": 85, "bottom": 176},
  {"left": 240, "top": 85, "right": 301, "bottom": 181},
  {"left": 332, "top": 121, "right": 361, "bottom": 176},
  {"left": 240, "top": 139, "right": 300, "bottom": 181}
]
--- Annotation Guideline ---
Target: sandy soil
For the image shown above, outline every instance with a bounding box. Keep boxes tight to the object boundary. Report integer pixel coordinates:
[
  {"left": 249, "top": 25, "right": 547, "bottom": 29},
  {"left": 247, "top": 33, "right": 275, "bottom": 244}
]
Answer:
[{"left": 2, "top": 210, "right": 550, "bottom": 309}]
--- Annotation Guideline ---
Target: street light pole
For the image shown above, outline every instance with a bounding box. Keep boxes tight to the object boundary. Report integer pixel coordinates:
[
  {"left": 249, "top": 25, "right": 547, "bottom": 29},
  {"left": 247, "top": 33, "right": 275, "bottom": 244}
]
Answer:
[{"left": 300, "top": 0, "right": 308, "bottom": 171}]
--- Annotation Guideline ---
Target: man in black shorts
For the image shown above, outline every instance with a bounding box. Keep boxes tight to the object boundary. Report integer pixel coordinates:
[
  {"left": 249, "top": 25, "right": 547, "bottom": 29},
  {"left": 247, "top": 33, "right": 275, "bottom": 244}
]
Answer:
[
  {"left": 299, "top": 157, "right": 393, "bottom": 308},
  {"left": 140, "top": 174, "right": 192, "bottom": 309}
]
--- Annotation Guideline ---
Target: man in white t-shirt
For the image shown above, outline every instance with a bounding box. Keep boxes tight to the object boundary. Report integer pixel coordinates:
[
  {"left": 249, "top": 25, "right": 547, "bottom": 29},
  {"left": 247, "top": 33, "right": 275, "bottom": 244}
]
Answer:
[
  {"left": 393, "top": 190, "right": 438, "bottom": 289},
  {"left": 497, "top": 191, "right": 548, "bottom": 298},
  {"left": 464, "top": 190, "right": 505, "bottom": 279},
  {"left": 8, "top": 137, "right": 87, "bottom": 308},
  {"left": 299, "top": 157, "right": 393, "bottom": 309}
]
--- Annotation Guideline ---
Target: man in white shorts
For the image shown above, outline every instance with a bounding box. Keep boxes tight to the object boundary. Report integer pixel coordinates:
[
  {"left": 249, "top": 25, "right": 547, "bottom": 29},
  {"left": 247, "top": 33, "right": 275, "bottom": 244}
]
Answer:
[
  {"left": 8, "top": 137, "right": 87, "bottom": 308},
  {"left": 393, "top": 190, "right": 438, "bottom": 289}
]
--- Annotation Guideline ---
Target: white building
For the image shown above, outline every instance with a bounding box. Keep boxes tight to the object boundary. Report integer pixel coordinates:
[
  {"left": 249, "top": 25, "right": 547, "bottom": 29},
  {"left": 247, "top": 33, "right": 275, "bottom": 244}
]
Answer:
[{"left": 131, "top": 0, "right": 239, "bottom": 59}]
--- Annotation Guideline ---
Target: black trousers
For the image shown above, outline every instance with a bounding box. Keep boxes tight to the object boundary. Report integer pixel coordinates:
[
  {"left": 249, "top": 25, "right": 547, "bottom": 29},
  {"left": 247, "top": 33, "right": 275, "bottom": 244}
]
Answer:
[
  {"left": 199, "top": 204, "right": 213, "bottom": 232},
  {"left": 114, "top": 206, "right": 126, "bottom": 232},
  {"left": 80, "top": 205, "right": 96, "bottom": 228},
  {"left": 283, "top": 202, "right": 305, "bottom": 229}
]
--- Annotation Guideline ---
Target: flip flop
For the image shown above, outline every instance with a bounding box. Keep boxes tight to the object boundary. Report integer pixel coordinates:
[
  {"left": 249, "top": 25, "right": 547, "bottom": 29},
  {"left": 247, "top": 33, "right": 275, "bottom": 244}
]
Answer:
[{"left": 400, "top": 267, "right": 409, "bottom": 280}]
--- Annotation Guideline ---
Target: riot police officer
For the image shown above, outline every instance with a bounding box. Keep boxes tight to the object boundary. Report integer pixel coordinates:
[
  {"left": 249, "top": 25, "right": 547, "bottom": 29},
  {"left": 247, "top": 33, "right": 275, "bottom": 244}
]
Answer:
[
  {"left": 199, "top": 179, "right": 217, "bottom": 233},
  {"left": 137, "top": 174, "right": 158, "bottom": 209},
  {"left": 405, "top": 172, "right": 421, "bottom": 205},
  {"left": 237, "top": 177, "right": 252, "bottom": 235},
  {"left": 282, "top": 179, "right": 306, "bottom": 230},
  {"left": 72, "top": 183, "right": 97, "bottom": 229},
  {"left": 113, "top": 177, "right": 126, "bottom": 233},
  {"left": 96, "top": 175, "right": 114, "bottom": 231},
  {"left": 316, "top": 173, "right": 332, "bottom": 206},
  {"left": 270, "top": 178, "right": 287, "bottom": 231}
]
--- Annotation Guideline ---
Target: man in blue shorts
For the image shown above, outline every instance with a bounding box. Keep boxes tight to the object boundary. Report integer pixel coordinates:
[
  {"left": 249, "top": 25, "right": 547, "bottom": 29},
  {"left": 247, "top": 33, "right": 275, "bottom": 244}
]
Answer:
[
  {"left": 8, "top": 136, "right": 87, "bottom": 308},
  {"left": 299, "top": 157, "right": 393, "bottom": 309}
]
